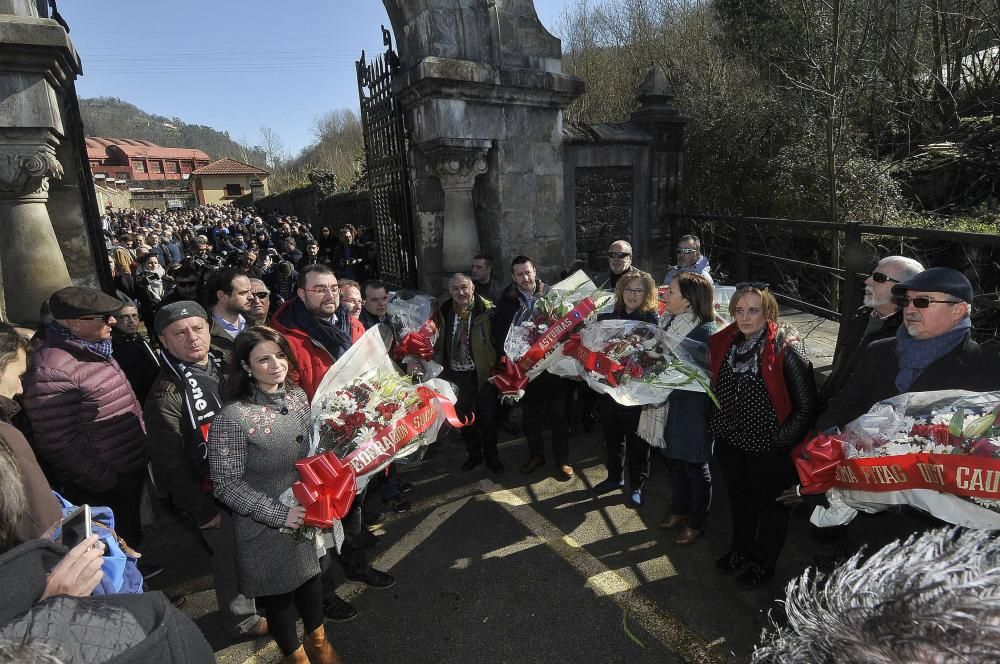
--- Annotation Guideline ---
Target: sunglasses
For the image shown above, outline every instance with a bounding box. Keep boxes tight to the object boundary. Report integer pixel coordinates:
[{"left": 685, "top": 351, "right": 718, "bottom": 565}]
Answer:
[
  {"left": 608, "top": 252, "right": 631, "bottom": 259},
  {"left": 624, "top": 287, "right": 646, "bottom": 295},
  {"left": 870, "top": 271, "right": 900, "bottom": 284},
  {"left": 77, "top": 313, "right": 116, "bottom": 323},
  {"left": 735, "top": 281, "right": 769, "bottom": 290},
  {"left": 676, "top": 248, "right": 698, "bottom": 255},
  {"left": 251, "top": 291, "right": 270, "bottom": 300},
  {"left": 175, "top": 280, "right": 198, "bottom": 288},
  {"left": 894, "top": 296, "right": 961, "bottom": 309}
]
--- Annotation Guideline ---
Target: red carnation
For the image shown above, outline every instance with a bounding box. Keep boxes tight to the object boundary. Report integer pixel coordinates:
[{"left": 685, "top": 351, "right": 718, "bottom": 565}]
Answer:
[
  {"left": 910, "top": 423, "right": 954, "bottom": 445},
  {"left": 345, "top": 412, "right": 367, "bottom": 428}
]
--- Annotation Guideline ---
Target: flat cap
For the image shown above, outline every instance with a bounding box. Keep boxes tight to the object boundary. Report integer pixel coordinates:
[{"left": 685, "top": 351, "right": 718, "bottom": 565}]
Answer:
[
  {"left": 891, "top": 267, "right": 974, "bottom": 303},
  {"left": 154, "top": 301, "right": 208, "bottom": 335},
  {"left": 49, "top": 287, "right": 123, "bottom": 319}
]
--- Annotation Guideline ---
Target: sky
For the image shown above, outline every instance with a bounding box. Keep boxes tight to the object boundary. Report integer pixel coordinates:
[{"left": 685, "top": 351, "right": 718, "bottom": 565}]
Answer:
[{"left": 59, "top": 0, "right": 576, "bottom": 157}]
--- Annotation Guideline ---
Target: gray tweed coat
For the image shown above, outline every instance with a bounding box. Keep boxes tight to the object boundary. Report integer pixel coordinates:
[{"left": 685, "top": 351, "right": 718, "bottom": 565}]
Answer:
[{"left": 208, "top": 384, "right": 320, "bottom": 597}]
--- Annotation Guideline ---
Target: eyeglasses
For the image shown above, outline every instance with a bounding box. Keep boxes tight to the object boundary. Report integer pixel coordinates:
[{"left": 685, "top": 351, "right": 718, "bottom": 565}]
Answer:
[
  {"left": 118, "top": 313, "right": 140, "bottom": 320},
  {"left": 894, "top": 296, "right": 961, "bottom": 309},
  {"left": 735, "top": 281, "right": 769, "bottom": 290},
  {"left": 77, "top": 313, "right": 116, "bottom": 323},
  {"left": 676, "top": 248, "right": 698, "bottom": 255},
  {"left": 624, "top": 287, "right": 646, "bottom": 295},
  {"left": 870, "top": 271, "right": 900, "bottom": 284},
  {"left": 608, "top": 252, "right": 631, "bottom": 259},
  {"left": 304, "top": 286, "right": 339, "bottom": 296},
  {"left": 251, "top": 291, "right": 270, "bottom": 300}
]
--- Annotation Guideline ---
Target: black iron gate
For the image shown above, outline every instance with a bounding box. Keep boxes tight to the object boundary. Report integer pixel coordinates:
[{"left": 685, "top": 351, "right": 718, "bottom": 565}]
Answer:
[{"left": 356, "top": 27, "right": 417, "bottom": 289}]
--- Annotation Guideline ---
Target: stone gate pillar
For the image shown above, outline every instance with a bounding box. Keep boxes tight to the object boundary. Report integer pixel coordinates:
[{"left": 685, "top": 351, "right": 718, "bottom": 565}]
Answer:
[
  {"left": 385, "top": 0, "right": 584, "bottom": 292},
  {"left": 0, "top": 0, "right": 78, "bottom": 323},
  {"left": 629, "top": 66, "right": 688, "bottom": 272}
]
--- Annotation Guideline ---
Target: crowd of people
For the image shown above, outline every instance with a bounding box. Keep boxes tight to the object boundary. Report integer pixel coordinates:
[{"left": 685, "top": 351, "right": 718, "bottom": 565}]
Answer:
[{"left": 0, "top": 202, "right": 997, "bottom": 663}]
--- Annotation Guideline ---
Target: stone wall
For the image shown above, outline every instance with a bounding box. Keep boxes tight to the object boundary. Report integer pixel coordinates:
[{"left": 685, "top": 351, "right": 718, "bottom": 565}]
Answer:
[
  {"left": 255, "top": 187, "right": 372, "bottom": 235},
  {"left": 572, "top": 165, "right": 636, "bottom": 271},
  {"left": 562, "top": 67, "right": 687, "bottom": 282},
  {"left": 563, "top": 122, "right": 651, "bottom": 273}
]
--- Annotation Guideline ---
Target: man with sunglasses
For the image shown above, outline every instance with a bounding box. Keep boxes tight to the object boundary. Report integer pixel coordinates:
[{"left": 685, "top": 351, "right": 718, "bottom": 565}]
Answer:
[
  {"left": 21, "top": 287, "right": 149, "bottom": 547},
  {"left": 820, "top": 256, "right": 924, "bottom": 406},
  {"left": 593, "top": 240, "right": 641, "bottom": 291},
  {"left": 246, "top": 278, "right": 271, "bottom": 326},
  {"left": 817, "top": 267, "right": 1000, "bottom": 431},
  {"left": 662, "top": 234, "right": 713, "bottom": 286}
]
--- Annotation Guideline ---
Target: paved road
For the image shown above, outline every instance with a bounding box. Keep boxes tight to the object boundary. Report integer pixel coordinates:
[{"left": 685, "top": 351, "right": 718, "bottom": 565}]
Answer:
[{"left": 141, "top": 422, "right": 932, "bottom": 663}]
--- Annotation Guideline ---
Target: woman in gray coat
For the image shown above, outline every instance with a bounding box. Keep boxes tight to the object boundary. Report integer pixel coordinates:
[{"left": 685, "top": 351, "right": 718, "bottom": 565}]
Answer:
[
  {"left": 657, "top": 273, "right": 716, "bottom": 545},
  {"left": 208, "top": 326, "right": 341, "bottom": 664}
]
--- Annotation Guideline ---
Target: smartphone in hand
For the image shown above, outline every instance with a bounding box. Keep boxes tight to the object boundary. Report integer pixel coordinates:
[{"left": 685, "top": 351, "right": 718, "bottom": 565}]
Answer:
[{"left": 55, "top": 505, "right": 92, "bottom": 549}]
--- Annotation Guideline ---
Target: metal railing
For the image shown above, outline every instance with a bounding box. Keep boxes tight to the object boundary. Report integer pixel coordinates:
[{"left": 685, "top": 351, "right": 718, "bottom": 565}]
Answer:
[{"left": 667, "top": 213, "right": 1000, "bottom": 349}]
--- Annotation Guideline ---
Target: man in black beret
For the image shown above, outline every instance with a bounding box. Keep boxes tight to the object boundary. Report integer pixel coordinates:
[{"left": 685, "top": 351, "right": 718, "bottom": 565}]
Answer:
[
  {"left": 143, "top": 301, "right": 271, "bottom": 639},
  {"left": 817, "top": 267, "right": 1000, "bottom": 431},
  {"left": 21, "top": 287, "right": 149, "bottom": 547}
]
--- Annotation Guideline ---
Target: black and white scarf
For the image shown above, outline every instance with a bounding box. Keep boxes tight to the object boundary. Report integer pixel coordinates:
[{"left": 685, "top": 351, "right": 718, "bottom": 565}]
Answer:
[{"left": 160, "top": 349, "right": 225, "bottom": 451}]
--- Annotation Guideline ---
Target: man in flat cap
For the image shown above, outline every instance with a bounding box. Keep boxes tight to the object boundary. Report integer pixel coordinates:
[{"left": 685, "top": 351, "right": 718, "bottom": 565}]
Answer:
[
  {"left": 143, "top": 301, "right": 268, "bottom": 639},
  {"left": 21, "top": 287, "right": 149, "bottom": 546},
  {"left": 817, "top": 267, "right": 1000, "bottom": 431}
]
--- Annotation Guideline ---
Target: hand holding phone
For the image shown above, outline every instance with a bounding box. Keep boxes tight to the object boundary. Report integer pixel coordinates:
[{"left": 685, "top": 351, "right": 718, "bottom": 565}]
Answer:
[
  {"left": 42, "top": 534, "right": 105, "bottom": 599},
  {"left": 56, "top": 505, "right": 92, "bottom": 550}
]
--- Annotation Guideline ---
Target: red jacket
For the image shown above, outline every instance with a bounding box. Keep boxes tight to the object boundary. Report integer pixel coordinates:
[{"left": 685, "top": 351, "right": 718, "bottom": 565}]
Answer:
[
  {"left": 710, "top": 320, "right": 792, "bottom": 424},
  {"left": 270, "top": 299, "right": 364, "bottom": 401}
]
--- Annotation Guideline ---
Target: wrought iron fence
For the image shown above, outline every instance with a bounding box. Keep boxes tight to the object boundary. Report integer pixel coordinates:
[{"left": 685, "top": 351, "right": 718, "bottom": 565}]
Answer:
[{"left": 667, "top": 213, "right": 1000, "bottom": 349}]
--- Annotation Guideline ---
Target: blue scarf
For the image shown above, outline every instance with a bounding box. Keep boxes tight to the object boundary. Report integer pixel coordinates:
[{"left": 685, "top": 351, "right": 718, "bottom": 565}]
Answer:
[
  {"left": 894, "top": 318, "right": 971, "bottom": 392},
  {"left": 48, "top": 322, "right": 114, "bottom": 359}
]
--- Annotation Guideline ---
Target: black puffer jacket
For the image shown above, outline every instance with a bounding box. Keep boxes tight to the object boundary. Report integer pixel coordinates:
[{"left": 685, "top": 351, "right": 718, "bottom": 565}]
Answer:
[
  {"left": 819, "top": 307, "right": 902, "bottom": 406},
  {"left": 0, "top": 539, "right": 214, "bottom": 664}
]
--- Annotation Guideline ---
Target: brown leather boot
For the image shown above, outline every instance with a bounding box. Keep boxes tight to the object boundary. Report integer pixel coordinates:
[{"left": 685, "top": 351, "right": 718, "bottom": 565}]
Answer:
[
  {"left": 304, "top": 625, "right": 343, "bottom": 664},
  {"left": 284, "top": 646, "right": 309, "bottom": 664}
]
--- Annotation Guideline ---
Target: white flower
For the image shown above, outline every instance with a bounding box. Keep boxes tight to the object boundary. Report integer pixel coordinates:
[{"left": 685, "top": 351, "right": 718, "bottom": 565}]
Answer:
[
  {"left": 353, "top": 426, "right": 377, "bottom": 445},
  {"left": 929, "top": 409, "right": 958, "bottom": 425},
  {"left": 328, "top": 393, "right": 357, "bottom": 412},
  {"left": 537, "top": 324, "right": 549, "bottom": 332}
]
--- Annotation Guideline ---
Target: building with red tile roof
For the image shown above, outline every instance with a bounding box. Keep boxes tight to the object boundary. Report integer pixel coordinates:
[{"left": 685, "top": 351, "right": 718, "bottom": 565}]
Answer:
[
  {"left": 191, "top": 158, "right": 270, "bottom": 205},
  {"left": 86, "top": 137, "right": 211, "bottom": 182}
]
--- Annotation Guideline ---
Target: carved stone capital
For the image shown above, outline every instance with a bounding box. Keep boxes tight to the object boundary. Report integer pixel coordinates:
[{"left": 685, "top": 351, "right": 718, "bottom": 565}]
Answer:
[
  {"left": 0, "top": 144, "right": 62, "bottom": 200},
  {"left": 420, "top": 138, "right": 492, "bottom": 191}
]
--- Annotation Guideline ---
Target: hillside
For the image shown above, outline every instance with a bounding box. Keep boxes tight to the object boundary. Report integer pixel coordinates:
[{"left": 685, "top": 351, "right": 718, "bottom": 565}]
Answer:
[{"left": 79, "top": 96, "right": 267, "bottom": 167}]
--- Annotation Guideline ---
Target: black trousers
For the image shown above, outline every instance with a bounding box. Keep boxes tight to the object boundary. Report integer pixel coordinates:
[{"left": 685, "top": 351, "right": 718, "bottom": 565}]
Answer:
[
  {"left": 61, "top": 468, "right": 145, "bottom": 546},
  {"left": 599, "top": 397, "right": 650, "bottom": 490},
  {"left": 257, "top": 573, "right": 324, "bottom": 656},
  {"left": 716, "top": 441, "right": 796, "bottom": 570},
  {"left": 666, "top": 460, "right": 712, "bottom": 531},
  {"left": 522, "top": 373, "right": 570, "bottom": 465},
  {"left": 335, "top": 488, "right": 369, "bottom": 576},
  {"left": 443, "top": 368, "right": 499, "bottom": 461}
]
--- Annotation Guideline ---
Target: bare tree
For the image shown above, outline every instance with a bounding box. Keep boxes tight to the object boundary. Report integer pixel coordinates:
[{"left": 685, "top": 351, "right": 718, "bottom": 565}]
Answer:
[{"left": 259, "top": 125, "right": 287, "bottom": 169}]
